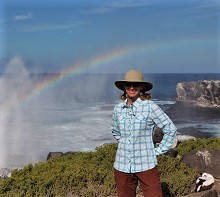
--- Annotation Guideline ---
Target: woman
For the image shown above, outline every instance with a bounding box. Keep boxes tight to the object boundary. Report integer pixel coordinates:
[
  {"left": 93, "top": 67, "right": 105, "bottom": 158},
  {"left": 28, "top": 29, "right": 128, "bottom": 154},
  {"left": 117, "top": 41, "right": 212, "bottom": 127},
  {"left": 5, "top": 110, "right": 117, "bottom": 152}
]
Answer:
[{"left": 111, "top": 70, "right": 177, "bottom": 197}]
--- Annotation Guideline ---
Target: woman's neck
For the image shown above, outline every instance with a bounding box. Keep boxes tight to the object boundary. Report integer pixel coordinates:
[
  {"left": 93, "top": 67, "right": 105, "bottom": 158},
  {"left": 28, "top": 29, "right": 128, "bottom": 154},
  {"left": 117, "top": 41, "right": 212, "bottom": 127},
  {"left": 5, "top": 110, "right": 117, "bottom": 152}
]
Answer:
[{"left": 126, "top": 96, "right": 138, "bottom": 106}]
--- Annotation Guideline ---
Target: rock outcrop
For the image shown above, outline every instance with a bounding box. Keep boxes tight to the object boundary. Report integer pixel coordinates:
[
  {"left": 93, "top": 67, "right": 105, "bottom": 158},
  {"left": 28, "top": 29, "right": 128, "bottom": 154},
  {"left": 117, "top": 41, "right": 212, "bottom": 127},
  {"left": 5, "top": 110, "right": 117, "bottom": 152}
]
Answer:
[
  {"left": 177, "top": 127, "right": 214, "bottom": 138},
  {"left": 47, "top": 151, "right": 73, "bottom": 160},
  {"left": 176, "top": 80, "right": 220, "bottom": 107},
  {"left": 183, "top": 185, "right": 220, "bottom": 197},
  {"left": 181, "top": 149, "right": 220, "bottom": 179},
  {"left": 166, "top": 80, "right": 220, "bottom": 120},
  {"left": 0, "top": 168, "right": 12, "bottom": 178}
]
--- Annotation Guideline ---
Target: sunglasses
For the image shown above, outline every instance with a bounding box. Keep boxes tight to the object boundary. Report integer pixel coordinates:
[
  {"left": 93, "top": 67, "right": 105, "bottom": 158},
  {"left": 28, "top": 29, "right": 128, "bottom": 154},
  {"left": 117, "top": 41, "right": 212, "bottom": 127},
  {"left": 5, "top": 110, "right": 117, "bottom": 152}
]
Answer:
[{"left": 124, "top": 82, "right": 142, "bottom": 88}]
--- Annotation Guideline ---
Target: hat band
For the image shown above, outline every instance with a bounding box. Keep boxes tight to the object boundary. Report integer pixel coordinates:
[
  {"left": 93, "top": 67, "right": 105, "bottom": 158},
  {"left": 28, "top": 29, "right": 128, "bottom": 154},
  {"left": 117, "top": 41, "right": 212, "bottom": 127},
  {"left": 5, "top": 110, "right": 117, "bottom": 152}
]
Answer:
[{"left": 124, "top": 78, "right": 143, "bottom": 82}]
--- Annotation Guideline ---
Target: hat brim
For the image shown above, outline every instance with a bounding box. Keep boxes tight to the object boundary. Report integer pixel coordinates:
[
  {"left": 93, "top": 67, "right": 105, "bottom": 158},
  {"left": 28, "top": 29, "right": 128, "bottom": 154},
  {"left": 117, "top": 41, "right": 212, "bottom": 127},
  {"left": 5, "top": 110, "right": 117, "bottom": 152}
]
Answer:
[{"left": 115, "top": 80, "right": 153, "bottom": 91}]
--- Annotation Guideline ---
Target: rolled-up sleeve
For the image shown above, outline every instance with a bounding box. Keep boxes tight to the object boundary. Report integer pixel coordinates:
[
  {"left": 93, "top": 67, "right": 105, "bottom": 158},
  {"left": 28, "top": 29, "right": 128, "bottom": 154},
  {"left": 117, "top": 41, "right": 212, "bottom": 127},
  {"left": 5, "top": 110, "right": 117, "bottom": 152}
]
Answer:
[
  {"left": 150, "top": 102, "right": 177, "bottom": 155},
  {"left": 111, "top": 107, "right": 121, "bottom": 142}
]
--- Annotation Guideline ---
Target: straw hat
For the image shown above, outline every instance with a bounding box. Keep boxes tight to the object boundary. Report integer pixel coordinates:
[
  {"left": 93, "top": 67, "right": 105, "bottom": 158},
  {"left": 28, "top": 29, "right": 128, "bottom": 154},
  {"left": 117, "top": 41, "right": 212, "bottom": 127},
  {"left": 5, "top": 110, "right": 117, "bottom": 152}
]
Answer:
[{"left": 115, "top": 70, "right": 153, "bottom": 91}]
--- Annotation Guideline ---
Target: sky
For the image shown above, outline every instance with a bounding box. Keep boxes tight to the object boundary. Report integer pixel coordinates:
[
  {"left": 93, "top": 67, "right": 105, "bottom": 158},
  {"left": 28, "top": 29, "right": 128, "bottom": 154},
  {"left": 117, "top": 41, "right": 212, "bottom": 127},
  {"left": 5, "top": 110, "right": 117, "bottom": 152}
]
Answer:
[{"left": 0, "top": 0, "right": 219, "bottom": 73}]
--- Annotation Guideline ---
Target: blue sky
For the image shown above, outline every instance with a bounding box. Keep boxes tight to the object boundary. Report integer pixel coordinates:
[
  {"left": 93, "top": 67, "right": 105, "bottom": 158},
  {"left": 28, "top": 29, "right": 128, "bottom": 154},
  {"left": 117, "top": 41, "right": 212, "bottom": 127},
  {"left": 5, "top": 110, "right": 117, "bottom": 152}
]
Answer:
[{"left": 0, "top": 0, "right": 219, "bottom": 73}]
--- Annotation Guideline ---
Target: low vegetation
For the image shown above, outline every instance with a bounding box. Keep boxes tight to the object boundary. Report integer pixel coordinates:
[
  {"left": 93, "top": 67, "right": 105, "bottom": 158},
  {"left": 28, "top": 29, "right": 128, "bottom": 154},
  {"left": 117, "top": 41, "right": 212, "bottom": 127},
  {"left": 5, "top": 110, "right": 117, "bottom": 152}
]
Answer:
[{"left": 0, "top": 138, "right": 219, "bottom": 197}]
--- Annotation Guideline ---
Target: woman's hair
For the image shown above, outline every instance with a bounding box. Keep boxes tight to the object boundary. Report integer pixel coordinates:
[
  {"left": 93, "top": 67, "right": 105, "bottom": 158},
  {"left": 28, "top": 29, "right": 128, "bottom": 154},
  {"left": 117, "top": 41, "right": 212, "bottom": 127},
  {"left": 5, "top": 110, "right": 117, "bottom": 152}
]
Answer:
[{"left": 120, "top": 89, "right": 152, "bottom": 101}]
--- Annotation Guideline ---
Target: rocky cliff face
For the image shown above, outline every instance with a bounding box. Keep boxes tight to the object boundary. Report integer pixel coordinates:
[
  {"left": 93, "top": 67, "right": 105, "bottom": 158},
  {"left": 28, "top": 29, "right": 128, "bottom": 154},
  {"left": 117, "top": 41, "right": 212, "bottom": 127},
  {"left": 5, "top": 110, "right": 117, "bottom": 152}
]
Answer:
[
  {"left": 166, "top": 80, "right": 220, "bottom": 120},
  {"left": 176, "top": 80, "right": 220, "bottom": 107}
]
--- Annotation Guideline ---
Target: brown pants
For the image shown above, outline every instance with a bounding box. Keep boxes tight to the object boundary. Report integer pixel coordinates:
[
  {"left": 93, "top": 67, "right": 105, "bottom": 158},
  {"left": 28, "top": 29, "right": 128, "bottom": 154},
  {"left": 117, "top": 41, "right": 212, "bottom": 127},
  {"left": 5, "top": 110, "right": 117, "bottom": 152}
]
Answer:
[{"left": 114, "top": 167, "right": 163, "bottom": 197}]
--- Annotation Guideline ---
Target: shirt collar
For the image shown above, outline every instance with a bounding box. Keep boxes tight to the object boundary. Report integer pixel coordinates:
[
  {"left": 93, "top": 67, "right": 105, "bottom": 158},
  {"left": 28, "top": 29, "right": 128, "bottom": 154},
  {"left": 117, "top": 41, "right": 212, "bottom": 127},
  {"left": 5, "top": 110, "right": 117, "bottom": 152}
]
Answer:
[{"left": 122, "top": 98, "right": 142, "bottom": 109}]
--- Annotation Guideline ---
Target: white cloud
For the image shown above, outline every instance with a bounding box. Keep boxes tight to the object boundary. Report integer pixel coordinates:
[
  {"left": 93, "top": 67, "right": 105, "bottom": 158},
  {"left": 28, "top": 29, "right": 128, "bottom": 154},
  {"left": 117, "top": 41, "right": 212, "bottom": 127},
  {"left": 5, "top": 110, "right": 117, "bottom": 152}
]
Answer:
[
  {"left": 16, "top": 21, "right": 85, "bottom": 32},
  {"left": 81, "top": 7, "right": 112, "bottom": 14},
  {"left": 110, "top": 0, "right": 152, "bottom": 8},
  {"left": 82, "top": 0, "right": 152, "bottom": 14},
  {"left": 13, "top": 12, "right": 33, "bottom": 21}
]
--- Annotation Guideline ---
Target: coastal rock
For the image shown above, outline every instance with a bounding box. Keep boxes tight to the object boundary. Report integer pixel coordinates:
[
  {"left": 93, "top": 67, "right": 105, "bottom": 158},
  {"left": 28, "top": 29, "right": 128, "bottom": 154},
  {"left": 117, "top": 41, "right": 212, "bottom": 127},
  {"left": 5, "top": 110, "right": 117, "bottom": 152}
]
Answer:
[
  {"left": 153, "top": 126, "right": 178, "bottom": 147},
  {"left": 153, "top": 127, "right": 164, "bottom": 144},
  {"left": 176, "top": 80, "right": 220, "bottom": 107},
  {"left": 181, "top": 149, "right": 220, "bottom": 179},
  {"left": 0, "top": 168, "right": 12, "bottom": 178},
  {"left": 177, "top": 127, "right": 214, "bottom": 138},
  {"left": 183, "top": 179, "right": 220, "bottom": 197},
  {"left": 166, "top": 80, "right": 220, "bottom": 120},
  {"left": 47, "top": 151, "right": 73, "bottom": 160},
  {"left": 184, "top": 189, "right": 219, "bottom": 197},
  {"left": 152, "top": 126, "right": 199, "bottom": 149},
  {"left": 47, "top": 152, "right": 63, "bottom": 160}
]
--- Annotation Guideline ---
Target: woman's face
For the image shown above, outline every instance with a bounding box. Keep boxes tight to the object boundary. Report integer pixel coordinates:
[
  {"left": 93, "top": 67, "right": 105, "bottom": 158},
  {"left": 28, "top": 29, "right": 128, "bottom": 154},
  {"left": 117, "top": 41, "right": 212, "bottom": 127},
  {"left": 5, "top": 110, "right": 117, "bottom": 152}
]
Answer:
[{"left": 124, "top": 82, "right": 143, "bottom": 99}]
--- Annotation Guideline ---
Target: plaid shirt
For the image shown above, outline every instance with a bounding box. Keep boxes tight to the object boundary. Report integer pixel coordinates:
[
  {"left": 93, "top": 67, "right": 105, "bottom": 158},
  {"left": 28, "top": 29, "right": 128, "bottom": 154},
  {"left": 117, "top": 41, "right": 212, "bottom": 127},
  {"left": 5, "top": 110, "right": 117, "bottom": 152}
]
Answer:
[{"left": 111, "top": 98, "right": 177, "bottom": 173}]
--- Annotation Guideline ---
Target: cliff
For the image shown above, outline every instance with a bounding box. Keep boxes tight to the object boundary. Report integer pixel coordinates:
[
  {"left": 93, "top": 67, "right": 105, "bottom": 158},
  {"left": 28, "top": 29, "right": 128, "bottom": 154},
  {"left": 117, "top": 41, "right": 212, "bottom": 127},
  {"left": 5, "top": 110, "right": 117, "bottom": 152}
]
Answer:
[
  {"left": 166, "top": 80, "right": 220, "bottom": 120},
  {"left": 176, "top": 80, "right": 220, "bottom": 107}
]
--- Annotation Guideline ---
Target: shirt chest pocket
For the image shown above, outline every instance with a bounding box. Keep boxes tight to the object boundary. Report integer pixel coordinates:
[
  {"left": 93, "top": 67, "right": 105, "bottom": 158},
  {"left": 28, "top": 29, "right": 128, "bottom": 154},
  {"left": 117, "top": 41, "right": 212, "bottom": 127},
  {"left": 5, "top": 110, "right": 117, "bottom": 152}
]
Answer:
[
  {"left": 134, "top": 115, "right": 153, "bottom": 130},
  {"left": 133, "top": 115, "right": 146, "bottom": 130},
  {"left": 117, "top": 115, "right": 131, "bottom": 132}
]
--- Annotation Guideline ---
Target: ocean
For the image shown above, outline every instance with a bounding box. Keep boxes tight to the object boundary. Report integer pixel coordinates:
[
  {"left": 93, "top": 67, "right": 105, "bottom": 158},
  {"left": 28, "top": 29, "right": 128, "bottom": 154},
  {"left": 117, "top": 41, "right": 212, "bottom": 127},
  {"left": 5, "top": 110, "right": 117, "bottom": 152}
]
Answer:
[{"left": 0, "top": 73, "right": 219, "bottom": 169}]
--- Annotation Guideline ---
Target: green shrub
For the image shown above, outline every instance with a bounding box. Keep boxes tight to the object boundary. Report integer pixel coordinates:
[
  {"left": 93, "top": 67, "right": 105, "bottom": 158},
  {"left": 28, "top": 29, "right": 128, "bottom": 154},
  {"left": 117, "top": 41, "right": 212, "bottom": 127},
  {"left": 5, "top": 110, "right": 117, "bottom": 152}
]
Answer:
[
  {"left": 158, "top": 155, "right": 198, "bottom": 196},
  {"left": 176, "top": 137, "right": 220, "bottom": 156},
  {"left": 0, "top": 139, "right": 219, "bottom": 196},
  {"left": 0, "top": 144, "right": 117, "bottom": 197}
]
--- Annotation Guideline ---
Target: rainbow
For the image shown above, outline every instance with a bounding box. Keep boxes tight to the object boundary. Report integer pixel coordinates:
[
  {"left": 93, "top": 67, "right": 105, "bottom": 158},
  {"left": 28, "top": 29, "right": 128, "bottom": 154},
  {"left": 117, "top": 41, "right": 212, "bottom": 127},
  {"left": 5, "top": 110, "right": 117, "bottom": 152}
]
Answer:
[
  {"left": 28, "top": 36, "right": 217, "bottom": 102},
  {"left": 26, "top": 45, "right": 135, "bottom": 100},
  {"left": 1, "top": 45, "right": 135, "bottom": 113},
  {"left": 1, "top": 37, "right": 217, "bottom": 112}
]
